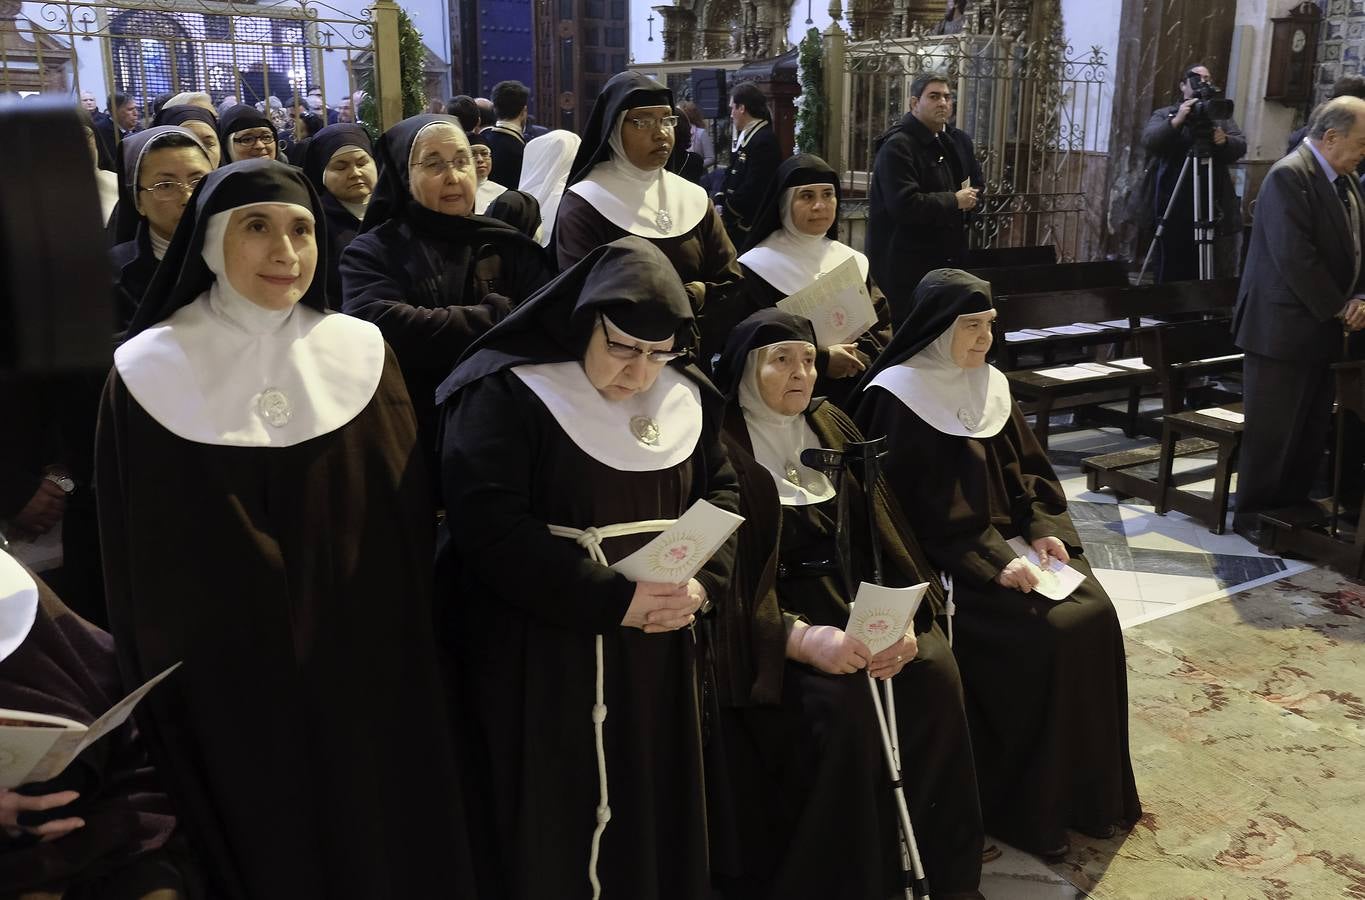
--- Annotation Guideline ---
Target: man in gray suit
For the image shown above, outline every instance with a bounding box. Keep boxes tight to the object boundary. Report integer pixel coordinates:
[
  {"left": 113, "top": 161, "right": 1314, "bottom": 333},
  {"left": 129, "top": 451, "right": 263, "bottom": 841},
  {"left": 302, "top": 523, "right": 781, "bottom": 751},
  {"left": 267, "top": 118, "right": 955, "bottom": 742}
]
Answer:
[{"left": 1232, "top": 96, "right": 1365, "bottom": 542}]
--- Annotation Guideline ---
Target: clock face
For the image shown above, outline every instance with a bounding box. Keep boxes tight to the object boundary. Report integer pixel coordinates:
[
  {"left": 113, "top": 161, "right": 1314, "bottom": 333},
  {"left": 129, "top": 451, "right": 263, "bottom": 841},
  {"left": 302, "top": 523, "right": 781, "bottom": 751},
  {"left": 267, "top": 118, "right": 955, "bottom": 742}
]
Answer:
[{"left": 1292, "top": 28, "right": 1307, "bottom": 53}]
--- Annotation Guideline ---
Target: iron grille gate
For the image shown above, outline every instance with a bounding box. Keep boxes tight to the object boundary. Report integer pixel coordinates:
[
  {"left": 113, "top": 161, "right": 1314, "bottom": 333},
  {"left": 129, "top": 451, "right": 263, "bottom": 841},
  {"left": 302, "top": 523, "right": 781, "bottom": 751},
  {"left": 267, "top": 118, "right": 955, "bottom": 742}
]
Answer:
[
  {"left": 3, "top": 0, "right": 374, "bottom": 120},
  {"left": 838, "top": 30, "right": 1108, "bottom": 262}
]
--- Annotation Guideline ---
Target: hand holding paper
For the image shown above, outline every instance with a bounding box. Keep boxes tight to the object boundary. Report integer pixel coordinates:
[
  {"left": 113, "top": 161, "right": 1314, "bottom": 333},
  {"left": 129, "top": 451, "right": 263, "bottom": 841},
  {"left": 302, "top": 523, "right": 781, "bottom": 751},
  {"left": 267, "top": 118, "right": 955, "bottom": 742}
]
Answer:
[
  {"left": 844, "top": 582, "right": 928, "bottom": 657},
  {"left": 1005, "top": 537, "right": 1085, "bottom": 601},
  {"left": 610, "top": 500, "right": 744, "bottom": 586}
]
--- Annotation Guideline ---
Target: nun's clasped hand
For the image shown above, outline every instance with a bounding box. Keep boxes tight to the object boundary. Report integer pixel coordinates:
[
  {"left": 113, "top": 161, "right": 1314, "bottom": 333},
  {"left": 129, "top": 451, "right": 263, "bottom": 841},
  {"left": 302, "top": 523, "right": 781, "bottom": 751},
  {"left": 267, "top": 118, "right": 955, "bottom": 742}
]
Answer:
[
  {"left": 792, "top": 623, "right": 872, "bottom": 675},
  {"left": 622, "top": 578, "right": 705, "bottom": 633},
  {"left": 996, "top": 557, "right": 1040, "bottom": 593},
  {"left": 825, "top": 343, "right": 869, "bottom": 379},
  {"left": 1031, "top": 536, "right": 1069, "bottom": 567},
  {"left": 868, "top": 632, "right": 917, "bottom": 680}
]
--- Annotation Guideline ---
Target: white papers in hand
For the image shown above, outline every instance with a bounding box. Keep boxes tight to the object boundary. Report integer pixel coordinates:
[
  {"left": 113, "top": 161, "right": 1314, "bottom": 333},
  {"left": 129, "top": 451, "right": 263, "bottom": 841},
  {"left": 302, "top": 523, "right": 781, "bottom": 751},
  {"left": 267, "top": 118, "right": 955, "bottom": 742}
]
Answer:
[
  {"left": 776, "top": 256, "right": 878, "bottom": 347},
  {"left": 0, "top": 662, "right": 181, "bottom": 789},
  {"left": 610, "top": 500, "right": 744, "bottom": 584},
  {"left": 1005, "top": 537, "right": 1085, "bottom": 601},
  {"left": 845, "top": 582, "right": 928, "bottom": 655}
]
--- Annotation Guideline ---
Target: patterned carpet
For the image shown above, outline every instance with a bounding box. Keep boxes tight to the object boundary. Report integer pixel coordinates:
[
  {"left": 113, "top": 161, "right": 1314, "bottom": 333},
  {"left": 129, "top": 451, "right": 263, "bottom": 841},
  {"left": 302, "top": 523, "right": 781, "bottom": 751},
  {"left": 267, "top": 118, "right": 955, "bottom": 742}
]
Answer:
[{"left": 1045, "top": 566, "right": 1365, "bottom": 899}]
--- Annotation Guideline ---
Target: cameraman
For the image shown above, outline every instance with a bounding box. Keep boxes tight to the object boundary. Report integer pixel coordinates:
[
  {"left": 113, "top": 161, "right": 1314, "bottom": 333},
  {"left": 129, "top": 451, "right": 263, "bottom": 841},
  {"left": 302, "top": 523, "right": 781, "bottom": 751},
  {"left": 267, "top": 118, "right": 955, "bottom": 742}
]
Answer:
[{"left": 1140, "top": 64, "right": 1247, "bottom": 281}]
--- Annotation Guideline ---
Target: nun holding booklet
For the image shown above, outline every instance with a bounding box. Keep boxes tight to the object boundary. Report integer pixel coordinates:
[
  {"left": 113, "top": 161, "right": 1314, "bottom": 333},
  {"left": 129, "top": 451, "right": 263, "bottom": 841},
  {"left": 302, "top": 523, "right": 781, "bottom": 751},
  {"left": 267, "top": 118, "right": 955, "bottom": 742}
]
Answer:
[{"left": 436, "top": 236, "right": 740, "bottom": 899}]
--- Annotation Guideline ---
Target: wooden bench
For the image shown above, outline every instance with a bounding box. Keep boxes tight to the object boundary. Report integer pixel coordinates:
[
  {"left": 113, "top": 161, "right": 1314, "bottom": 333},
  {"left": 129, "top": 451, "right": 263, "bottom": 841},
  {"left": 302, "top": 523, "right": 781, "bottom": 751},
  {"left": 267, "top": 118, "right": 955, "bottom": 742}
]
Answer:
[
  {"left": 970, "top": 259, "right": 1130, "bottom": 298},
  {"left": 963, "top": 245, "right": 1057, "bottom": 267},
  {"left": 1081, "top": 319, "right": 1244, "bottom": 532},
  {"left": 995, "top": 279, "right": 1239, "bottom": 449}
]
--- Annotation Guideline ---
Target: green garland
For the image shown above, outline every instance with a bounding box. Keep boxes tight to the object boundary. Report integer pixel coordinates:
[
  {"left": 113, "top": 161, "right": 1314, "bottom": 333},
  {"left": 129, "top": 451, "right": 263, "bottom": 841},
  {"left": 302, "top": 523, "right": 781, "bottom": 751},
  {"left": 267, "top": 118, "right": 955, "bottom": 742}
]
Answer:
[
  {"left": 359, "top": 7, "right": 429, "bottom": 137},
  {"left": 795, "top": 27, "right": 825, "bottom": 156}
]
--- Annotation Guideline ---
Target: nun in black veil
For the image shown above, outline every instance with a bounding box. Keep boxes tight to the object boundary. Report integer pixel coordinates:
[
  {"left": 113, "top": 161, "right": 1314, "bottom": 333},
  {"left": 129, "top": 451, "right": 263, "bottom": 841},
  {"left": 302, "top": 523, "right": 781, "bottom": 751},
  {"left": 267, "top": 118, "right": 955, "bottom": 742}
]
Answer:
[
  {"left": 554, "top": 72, "right": 745, "bottom": 356},
  {"left": 852, "top": 269, "right": 1141, "bottom": 859},
  {"left": 435, "top": 236, "right": 738, "bottom": 899},
  {"left": 708, "top": 307, "right": 984, "bottom": 899},
  {"left": 341, "top": 113, "right": 552, "bottom": 482},
  {"left": 107, "top": 126, "right": 212, "bottom": 330},
  {"left": 302, "top": 123, "right": 376, "bottom": 309},
  {"left": 737, "top": 155, "right": 893, "bottom": 410},
  {"left": 96, "top": 158, "right": 477, "bottom": 898},
  {"left": 151, "top": 105, "right": 221, "bottom": 168}
]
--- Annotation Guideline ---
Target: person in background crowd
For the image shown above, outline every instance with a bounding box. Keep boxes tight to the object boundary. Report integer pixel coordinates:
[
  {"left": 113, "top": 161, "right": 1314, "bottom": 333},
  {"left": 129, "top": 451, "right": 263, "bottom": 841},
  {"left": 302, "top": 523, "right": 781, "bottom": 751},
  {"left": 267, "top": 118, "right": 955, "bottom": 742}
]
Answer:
[
  {"left": 483, "top": 80, "right": 531, "bottom": 187},
  {"left": 475, "top": 97, "right": 496, "bottom": 132},
  {"left": 436, "top": 236, "right": 737, "bottom": 900},
  {"left": 94, "top": 92, "right": 138, "bottom": 158},
  {"left": 162, "top": 91, "right": 216, "bottom": 118},
  {"left": 470, "top": 133, "right": 507, "bottom": 214},
  {"left": 710, "top": 307, "right": 986, "bottom": 899},
  {"left": 738, "top": 155, "right": 891, "bottom": 410},
  {"left": 668, "top": 114, "right": 706, "bottom": 184},
  {"left": 78, "top": 106, "right": 119, "bottom": 224},
  {"left": 854, "top": 269, "right": 1141, "bottom": 862},
  {"left": 304, "top": 123, "right": 378, "bottom": 310},
  {"left": 108, "top": 127, "right": 212, "bottom": 329},
  {"left": 79, "top": 90, "right": 98, "bottom": 112},
  {"left": 336, "top": 97, "right": 355, "bottom": 124},
  {"left": 98, "top": 158, "right": 478, "bottom": 898},
  {"left": 340, "top": 114, "right": 552, "bottom": 484},
  {"left": 680, "top": 100, "right": 715, "bottom": 169},
  {"left": 1139, "top": 63, "right": 1247, "bottom": 281},
  {"left": 931, "top": 0, "right": 969, "bottom": 34},
  {"left": 152, "top": 104, "right": 222, "bottom": 167},
  {"left": 715, "top": 82, "right": 780, "bottom": 247},
  {"left": 1232, "top": 96, "right": 1365, "bottom": 543},
  {"left": 447, "top": 95, "right": 480, "bottom": 134},
  {"left": 218, "top": 104, "right": 278, "bottom": 162},
  {"left": 866, "top": 71, "right": 982, "bottom": 325},
  {"left": 519, "top": 128, "right": 581, "bottom": 248},
  {"left": 556, "top": 71, "right": 744, "bottom": 356}
]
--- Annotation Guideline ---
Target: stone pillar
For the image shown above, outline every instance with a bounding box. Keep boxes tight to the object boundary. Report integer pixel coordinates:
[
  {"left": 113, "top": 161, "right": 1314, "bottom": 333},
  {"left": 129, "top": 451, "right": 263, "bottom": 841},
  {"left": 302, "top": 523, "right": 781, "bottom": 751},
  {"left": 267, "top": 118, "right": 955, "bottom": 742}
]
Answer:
[{"left": 822, "top": 22, "right": 847, "bottom": 175}]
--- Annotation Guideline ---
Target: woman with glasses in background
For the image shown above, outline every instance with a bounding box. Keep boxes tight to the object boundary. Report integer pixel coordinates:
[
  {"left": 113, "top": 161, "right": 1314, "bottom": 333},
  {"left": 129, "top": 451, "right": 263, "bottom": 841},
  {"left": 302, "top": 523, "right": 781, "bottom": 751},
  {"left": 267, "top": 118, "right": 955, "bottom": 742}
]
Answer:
[
  {"left": 340, "top": 113, "right": 552, "bottom": 488},
  {"left": 217, "top": 104, "right": 277, "bottom": 162},
  {"left": 436, "top": 236, "right": 738, "bottom": 899},
  {"left": 108, "top": 126, "right": 212, "bottom": 330},
  {"left": 555, "top": 72, "right": 744, "bottom": 361}
]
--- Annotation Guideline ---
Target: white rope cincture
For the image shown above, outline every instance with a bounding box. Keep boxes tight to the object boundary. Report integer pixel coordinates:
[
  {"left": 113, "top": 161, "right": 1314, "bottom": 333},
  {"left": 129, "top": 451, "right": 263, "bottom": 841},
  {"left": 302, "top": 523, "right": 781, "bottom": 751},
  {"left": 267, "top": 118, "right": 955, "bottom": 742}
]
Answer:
[
  {"left": 547, "top": 517, "right": 677, "bottom": 900},
  {"left": 940, "top": 572, "right": 955, "bottom": 647}
]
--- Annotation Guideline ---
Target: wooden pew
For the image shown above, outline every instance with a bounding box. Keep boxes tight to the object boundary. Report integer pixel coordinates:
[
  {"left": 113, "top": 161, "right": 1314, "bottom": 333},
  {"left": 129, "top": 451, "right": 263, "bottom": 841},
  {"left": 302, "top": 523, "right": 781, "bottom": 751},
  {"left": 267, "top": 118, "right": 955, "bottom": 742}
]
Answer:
[
  {"left": 970, "top": 259, "right": 1130, "bottom": 298},
  {"left": 994, "top": 278, "right": 1239, "bottom": 449},
  {"left": 963, "top": 245, "right": 1057, "bottom": 267}
]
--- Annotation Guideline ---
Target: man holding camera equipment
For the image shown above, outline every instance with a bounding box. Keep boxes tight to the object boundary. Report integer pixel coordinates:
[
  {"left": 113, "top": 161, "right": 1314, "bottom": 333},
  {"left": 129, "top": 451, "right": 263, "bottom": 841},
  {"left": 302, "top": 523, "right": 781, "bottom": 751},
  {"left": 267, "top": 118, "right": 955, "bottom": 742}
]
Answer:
[
  {"left": 1139, "top": 64, "right": 1246, "bottom": 282},
  {"left": 1231, "top": 96, "right": 1365, "bottom": 544}
]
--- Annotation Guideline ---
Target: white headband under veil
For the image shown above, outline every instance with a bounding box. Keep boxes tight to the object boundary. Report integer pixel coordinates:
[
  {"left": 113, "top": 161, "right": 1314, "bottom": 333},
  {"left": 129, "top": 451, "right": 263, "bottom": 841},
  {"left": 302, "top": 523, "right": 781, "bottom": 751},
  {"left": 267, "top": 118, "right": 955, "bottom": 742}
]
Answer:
[
  {"left": 738, "top": 342, "right": 837, "bottom": 506},
  {"left": 864, "top": 314, "right": 1011, "bottom": 438}
]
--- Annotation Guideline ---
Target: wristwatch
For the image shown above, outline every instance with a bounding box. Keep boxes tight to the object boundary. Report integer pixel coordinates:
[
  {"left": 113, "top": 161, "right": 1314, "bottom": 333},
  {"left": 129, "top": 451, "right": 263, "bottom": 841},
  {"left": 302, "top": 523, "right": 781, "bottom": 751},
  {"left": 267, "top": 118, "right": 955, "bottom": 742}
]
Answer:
[{"left": 44, "top": 473, "right": 76, "bottom": 494}]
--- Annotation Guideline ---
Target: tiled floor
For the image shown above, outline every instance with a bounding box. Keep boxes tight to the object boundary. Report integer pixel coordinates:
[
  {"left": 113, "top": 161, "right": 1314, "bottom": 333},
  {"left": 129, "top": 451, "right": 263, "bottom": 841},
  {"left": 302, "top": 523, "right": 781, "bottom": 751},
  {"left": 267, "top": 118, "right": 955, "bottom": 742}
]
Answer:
[{"left": 1043, "top": 425, "right": 1312, "bottom": 630}]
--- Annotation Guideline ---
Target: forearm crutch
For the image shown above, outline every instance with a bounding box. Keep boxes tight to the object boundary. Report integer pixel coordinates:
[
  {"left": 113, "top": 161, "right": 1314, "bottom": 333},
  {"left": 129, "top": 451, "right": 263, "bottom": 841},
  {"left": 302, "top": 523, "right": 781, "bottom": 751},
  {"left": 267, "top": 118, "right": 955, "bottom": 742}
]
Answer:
[{"left": 802, "top": 440, "right": 931, "bottom": 900}]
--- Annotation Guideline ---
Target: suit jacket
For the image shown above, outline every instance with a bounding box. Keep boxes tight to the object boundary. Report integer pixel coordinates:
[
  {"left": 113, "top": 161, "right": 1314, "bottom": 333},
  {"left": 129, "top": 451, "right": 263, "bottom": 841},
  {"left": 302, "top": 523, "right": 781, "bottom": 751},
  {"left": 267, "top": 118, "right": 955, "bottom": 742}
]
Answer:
[
  {"left": 866, "top": 113, "right": 982, "bottom": 323},
  {"left": 1233, "top": 143, "right": 1365, "bottom": 363},
  {"left": 482, "top": 125, "right": 526, "bottom": 189},
  {"left": 718, "top": 120, "right": 781, "bottom": 241}
]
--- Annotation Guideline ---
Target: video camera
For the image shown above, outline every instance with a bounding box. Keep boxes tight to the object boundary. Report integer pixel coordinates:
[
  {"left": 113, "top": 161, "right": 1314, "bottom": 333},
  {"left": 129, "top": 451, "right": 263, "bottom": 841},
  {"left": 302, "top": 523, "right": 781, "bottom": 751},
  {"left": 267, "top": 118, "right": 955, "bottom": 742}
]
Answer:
[{"left": 1187, "top": 73, "right": 1235, "bottom": 126}]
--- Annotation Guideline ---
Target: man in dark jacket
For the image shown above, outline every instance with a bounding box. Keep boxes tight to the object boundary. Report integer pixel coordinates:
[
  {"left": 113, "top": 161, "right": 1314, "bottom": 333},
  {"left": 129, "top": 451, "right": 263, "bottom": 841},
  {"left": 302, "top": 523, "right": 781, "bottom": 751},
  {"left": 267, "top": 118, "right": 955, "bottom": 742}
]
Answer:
[
  {"left": 866, "top": 71, "right": 982, "bottom": 325},
  {"left": 482, "top": 80, "right": 530, "bottom": 187},
  {"left": 1139, "top": 64, "right": 1247, "bottom": 281},
  {"left": 715, "top": 82, "right": 781, "bottom": 246},
  {"left": 1231, "top": 96, "right": 1365, "bottom": 542}
]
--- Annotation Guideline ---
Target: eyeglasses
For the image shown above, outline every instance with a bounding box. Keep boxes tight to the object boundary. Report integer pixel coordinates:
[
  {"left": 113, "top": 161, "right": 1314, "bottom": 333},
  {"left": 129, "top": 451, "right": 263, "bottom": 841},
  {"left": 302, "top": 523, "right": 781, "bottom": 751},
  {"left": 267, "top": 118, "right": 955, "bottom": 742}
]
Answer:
[
  {"left": 231, "top": 131, "right": 276, "bottom": 147},
  {"left": 139, "top": 176, "right": 205, "bottom": 200},
  {"left": 600, "top": 316, "right": 688, "bottom": 364},
  {"left": 411, "top": 156, "right": 472, "bottom": 177},
  {"left": 626, "top": 115, "right": 680, "bottom": 132},
  {"left": 470, "top": 147, "right": 492, "bottom": 160}
]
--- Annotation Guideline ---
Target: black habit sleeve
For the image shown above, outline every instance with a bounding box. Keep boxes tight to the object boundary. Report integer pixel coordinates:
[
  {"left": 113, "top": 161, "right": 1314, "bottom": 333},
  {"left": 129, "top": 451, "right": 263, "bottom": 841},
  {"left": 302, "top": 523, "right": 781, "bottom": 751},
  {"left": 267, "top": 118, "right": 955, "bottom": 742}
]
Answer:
[{"left": 994, "top": 407, "right": 1082, "bottom": 552}]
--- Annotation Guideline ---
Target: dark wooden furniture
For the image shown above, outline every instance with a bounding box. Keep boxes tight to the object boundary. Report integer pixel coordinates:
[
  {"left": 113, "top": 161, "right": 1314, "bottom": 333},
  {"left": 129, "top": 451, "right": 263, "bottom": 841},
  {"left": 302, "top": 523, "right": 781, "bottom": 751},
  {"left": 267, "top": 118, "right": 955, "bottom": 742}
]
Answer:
[
  {"left": 962, "top": 245, "right": 1057, "bottom": 268},
  {"left": 970, "top": 259, "right": 1130, "bottom": 298},
  {"left": 1154, "top": 405, "right": 1244, "bottom": 533}
]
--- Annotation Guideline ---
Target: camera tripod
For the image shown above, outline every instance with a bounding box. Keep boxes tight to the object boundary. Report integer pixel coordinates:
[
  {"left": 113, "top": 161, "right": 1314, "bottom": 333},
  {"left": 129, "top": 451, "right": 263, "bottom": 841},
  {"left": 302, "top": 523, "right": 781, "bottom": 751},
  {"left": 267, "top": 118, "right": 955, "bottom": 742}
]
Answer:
[{"left": 1138, "top": 141, "right": 1217, "bottom": 282}]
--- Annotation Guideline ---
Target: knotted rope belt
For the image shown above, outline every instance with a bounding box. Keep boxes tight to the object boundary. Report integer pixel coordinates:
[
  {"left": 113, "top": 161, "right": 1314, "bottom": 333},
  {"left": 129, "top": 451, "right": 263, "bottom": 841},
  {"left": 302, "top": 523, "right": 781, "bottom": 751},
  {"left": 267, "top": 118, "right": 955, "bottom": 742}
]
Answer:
[{"left": 546, "top": 518, "right": 677, "bottom": 900}]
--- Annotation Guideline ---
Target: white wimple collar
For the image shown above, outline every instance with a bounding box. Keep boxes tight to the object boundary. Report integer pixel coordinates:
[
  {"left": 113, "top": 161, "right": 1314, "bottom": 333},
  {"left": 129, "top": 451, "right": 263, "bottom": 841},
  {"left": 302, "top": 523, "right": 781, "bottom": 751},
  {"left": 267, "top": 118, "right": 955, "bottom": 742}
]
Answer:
[
  {"left": 512, "top": 361, "right": 702, "bottom": 471},
  {"left": 475, "top": 178, "right": 507, "bottom": 215},
  {"left": 114, "top": 288, "right": 385, "bottom": 448},
  {"left": 0, "top": 550, "right": 39, "bottom": 664}
]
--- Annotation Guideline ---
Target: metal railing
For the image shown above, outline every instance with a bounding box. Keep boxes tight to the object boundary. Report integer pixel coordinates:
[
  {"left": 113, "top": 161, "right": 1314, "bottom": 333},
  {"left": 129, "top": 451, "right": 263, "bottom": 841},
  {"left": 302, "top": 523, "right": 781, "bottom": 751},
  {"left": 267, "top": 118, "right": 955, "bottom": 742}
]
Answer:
[{"left": 2, "top": 0, "right": 403, "bottom": 129}]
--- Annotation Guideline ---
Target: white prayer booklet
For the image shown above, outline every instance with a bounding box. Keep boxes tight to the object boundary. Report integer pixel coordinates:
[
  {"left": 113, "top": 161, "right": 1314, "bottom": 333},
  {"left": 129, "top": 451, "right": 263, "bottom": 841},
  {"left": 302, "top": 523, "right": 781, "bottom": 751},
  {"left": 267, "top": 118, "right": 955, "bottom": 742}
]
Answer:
[
  {"left": 0, "top": 663, "right": 180, "bottom": 789},
  {"left": 1074, "top": 362, "right": 1124, "bottom": 375},
  {"left": 776, "top": 256, "right": 878, "bottom": 347},
  {"left": 1033, "top": 365, "right": 1105, "bottom": 381},
  {"left": 1005, "top": 537, "right": 1086, "bottom": 602},
  {"left": 1108, "top": 357, "right": 1152, "bottom": 371},
  {"left": 845, "top": 582, "right": 928, "bottom": 655},
  {"left": 1041, "top": 325, "right": 1095, "bottom": 336},
  {"left": 610, "top": 500, "right": 744, "bottom": 585},
  {"left": 1194, "top": 406, "right": 1245, "bottom": 424}
]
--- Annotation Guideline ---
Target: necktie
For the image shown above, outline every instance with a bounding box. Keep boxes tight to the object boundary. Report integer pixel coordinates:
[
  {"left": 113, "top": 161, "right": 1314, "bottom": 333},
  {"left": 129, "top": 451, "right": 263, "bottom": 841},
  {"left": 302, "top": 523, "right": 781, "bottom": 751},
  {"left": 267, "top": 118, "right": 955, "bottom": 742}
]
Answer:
[{"left": 1337, "top": 175, "right": 1353, "bottom": 210}]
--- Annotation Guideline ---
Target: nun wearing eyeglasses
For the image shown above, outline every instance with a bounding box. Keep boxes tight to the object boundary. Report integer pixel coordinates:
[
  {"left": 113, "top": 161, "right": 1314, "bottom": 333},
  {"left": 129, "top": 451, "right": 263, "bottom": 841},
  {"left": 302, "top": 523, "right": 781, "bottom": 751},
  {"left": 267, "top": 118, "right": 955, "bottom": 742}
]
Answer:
[
  {"left": 95, "top": 159, "right": 477, "bottom": 898},
  {"left": 435, "top": 236, "right": 739, "bottom": 900},
  {"left": 341, "top": 114, "right": 552, "bottom": 486},
  {"left": 108, "top": 126, "right": 213, "bottom": 330},
  {"left": 217, "top": 104, "right": 277, "bottom": 162},
  {"left": 707, "top": 308, "right": 984, "bottom": 899},
  {"left": 555, "top": 72, "right": 744, "bottom": 356},
  {"left": 738, "top": 155, "right": 893, "bottom": 410},
  {"left": 852, "top": 270, "right": 1140, "bottom": 860}
]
